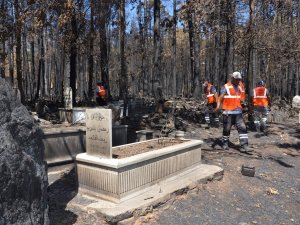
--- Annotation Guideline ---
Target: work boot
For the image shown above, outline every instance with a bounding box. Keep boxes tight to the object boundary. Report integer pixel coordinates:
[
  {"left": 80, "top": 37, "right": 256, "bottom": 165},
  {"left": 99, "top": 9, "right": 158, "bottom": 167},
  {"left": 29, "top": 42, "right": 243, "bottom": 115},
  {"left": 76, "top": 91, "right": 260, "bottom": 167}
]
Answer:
[
  {"left": 239, "top": 145, "right": 253, "bottom": 153},
  {"left": 222, "top": 142, "right": 229, "bottom": 150},
  {"left": 261, "top": 126, "right": 268, "bottom": 136},
  {"left": 205, "top": 123, "right": 211, "bottom": 129},
  {"left": 255, "top": 125, "right": 260, "bottom": 133}
]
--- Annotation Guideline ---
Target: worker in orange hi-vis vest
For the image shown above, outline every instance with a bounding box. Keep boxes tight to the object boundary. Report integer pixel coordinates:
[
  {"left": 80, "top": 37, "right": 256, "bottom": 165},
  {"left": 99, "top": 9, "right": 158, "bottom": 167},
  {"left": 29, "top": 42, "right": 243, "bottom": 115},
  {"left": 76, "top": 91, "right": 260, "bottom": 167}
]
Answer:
[
  {"left": 95, "top": 80, "right": 107, "bottom": 106},
  {"left": 251, "top": 80, "right": 270, "bottom": 135},
  {"left": 215, "top": 72, "right": 253, "bottom": 153},
  {"left": 202, "top": 80, "right": 219, "bottom": 128}
]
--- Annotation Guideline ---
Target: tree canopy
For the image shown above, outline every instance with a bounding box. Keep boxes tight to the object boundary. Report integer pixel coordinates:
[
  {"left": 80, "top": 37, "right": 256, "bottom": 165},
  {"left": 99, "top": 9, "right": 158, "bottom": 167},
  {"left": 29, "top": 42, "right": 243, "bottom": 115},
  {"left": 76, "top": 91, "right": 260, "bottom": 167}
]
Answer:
[{"left": 0, "top": 0, "right": 299, "bottom": 104}]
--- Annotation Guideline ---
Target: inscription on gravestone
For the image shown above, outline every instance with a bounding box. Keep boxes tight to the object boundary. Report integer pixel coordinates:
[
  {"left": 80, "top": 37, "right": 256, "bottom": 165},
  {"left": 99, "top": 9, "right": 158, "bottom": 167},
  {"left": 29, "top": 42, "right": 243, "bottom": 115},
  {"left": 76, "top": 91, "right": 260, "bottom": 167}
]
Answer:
[
  {"left": 86, "top": 109, "right": 112, "bottom": 158},
  {"left": 64, "top": 87, "right": 73, "bottom": 109}
]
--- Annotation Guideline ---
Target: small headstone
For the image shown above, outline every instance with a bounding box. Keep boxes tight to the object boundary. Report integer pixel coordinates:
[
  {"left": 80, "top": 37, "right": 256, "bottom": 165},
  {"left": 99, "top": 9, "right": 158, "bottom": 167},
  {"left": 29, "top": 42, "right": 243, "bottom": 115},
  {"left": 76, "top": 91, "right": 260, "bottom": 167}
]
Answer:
[
  {"left": 292, "top": 95, "right": 300, "bottom": 109},
  {"left": 86, "top": 109, "right": 112, "bottom": 158},
  {"left": 292, "top": 96, "right": 300, "bottom": 123},
  {"left": 64, "top": 87, "right": 73, "bottom": 109},
  {"left": 136, "top": 130, "right": 154, "bottom": 142},
  {"left": 175, "top": 131, "right": 185, "bottom": 140}
]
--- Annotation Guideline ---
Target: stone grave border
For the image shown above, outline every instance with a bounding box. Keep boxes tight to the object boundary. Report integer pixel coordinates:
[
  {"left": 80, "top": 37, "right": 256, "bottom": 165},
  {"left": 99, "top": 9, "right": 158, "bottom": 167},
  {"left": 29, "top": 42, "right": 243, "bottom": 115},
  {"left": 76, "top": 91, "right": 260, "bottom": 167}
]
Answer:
[{"left": 76, "top": 138, "right": 203, "bottom": 203}]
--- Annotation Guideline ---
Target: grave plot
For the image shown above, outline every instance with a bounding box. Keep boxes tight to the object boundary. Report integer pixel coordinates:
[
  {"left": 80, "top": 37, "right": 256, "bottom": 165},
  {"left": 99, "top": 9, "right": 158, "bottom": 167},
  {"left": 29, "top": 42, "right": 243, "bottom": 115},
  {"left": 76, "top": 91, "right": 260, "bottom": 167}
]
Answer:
[{"left": 75, "top": 109, "right": 221, "bottom": 205}]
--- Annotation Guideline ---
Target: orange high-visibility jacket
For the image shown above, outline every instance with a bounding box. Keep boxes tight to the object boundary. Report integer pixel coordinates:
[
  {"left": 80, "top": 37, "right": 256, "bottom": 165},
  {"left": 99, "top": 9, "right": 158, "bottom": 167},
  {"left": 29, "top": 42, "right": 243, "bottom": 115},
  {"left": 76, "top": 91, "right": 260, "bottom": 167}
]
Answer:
[
  {"left": 97, "top": 85, "right": 106, "bottom": 97},
  {"left": 239, "top": 81, "right": 245, "bottom": 101},
  {"left": 222, "top": 82, "right": 243, "bottom": 110},
  {"left": 206, "top": 83, "right": 216, "bottom": 104},
  {"left": 253, "top": 87, "right": 268, "bottom": 107}
]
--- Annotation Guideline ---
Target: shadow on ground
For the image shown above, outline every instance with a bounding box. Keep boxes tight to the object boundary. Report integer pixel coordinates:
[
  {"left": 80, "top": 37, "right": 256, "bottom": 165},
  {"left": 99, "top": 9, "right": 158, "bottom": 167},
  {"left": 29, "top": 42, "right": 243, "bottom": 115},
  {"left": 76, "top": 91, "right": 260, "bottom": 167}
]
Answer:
[
  {"left": 278, "top": 142, "right": 300, "bottom": 151},
  {"left": 48, "top": 168, "right": 78, "bottom": 225}
]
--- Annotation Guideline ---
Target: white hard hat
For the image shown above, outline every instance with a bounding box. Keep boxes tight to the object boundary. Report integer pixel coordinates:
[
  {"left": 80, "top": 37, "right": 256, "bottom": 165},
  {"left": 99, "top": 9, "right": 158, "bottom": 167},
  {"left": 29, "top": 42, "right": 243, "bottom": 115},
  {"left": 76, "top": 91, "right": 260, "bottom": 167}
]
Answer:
[{"left": 231, "top": 72, "right": 242, "bottom": 79}]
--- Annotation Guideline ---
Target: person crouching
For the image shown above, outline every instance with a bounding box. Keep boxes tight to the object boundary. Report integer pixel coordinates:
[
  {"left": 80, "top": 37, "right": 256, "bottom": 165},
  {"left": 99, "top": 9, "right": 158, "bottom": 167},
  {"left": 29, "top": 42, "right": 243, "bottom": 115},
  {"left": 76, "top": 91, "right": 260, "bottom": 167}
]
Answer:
[{"left": 95, "top": 80, "right": 107, "bottom": 106}]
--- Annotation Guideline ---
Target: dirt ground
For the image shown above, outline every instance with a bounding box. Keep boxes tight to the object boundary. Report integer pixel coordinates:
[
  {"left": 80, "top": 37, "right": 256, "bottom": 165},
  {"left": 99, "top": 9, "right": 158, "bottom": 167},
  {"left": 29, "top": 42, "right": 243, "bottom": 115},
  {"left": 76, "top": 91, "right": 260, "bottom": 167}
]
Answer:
[
  {"left": 47, "top": 116, "right": 300, "bottom": 225},
  {"left": 113, "top": 139, "right": 186, "bottom": 158}
]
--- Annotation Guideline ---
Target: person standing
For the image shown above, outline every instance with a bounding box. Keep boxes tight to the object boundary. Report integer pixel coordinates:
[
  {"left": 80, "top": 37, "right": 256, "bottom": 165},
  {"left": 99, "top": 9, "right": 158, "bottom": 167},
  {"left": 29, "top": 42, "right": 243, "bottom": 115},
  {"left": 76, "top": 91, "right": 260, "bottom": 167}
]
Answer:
[
  {"left": 251, "top": 80, "right": 270, "bottom": 135},
  {"left": 95, "top": 80, "right": 107, "bottom": 106},
  {"left": 203, "top": 80, "right": 219, "bottom": 127},
  {"left": 215, "top": 72, "right": 252, "bottom": 153}
]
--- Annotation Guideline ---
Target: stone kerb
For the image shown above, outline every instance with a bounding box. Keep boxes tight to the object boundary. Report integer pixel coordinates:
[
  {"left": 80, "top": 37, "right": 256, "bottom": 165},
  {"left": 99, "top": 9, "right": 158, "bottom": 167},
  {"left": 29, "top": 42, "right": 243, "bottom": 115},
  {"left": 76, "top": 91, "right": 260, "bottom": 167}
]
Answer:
[
  {"left": 76, "top": 139, "right": 203, "bottom": 202},
  {"left": 86, "top": 109, "right": 112, "bottom": 158}
]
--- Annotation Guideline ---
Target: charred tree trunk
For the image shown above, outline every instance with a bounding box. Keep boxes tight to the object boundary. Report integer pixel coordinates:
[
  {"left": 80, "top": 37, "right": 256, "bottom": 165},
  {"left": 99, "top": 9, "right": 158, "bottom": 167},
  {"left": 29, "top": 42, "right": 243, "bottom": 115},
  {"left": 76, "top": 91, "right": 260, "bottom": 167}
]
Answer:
[
  {"left": 223, "top": 0, "right": 235, "bottom": 77},
  {"left": 14, "top": 0, "right": 25, "bottom": 103},
  {"left": 137, "top": 0, "right": 145, "bottom": 96},
  {"left": 193, "top": 32, "right": 201, "bottom": 98},
  {"left": 88, "top": 0, "right": 94, "bottom": 100},
  {"left": 214, "top": 30, "right": 221, "bottom": 90},
  {"left": 153, "top": 0, "right": 162, "bottom": 95},
  {"left": 245, "top": 0, "right": 255, "bottom": 103},
  {"left": 8, "top": 37, "right": 14, "bottom": 85},
  {"left": 119, "top": 0, "right": 127, "bottom": 116},
  {"left": 30, "top": 41, "right": 36, "bottom": 100},
  {"left": 213, "top": 0, "right": 221, "bottom": 88},
  {"left": 35, "top": 34, "right": 45, "bottom": 101},
  {"left": 41, "top": 32, "right": 45, "bottom": 97},
  {"left": 70, "top": 10, "right": 78, "bottom": 106},
  {"left": 172, "top": 0, "right": 177, "bottom": 97},
  {"left": 99, "top": 1, "right": 110, "bottom": 98},
  {"left": 218, "top": 0, "right": 235, "bottom": 84},
  {"left": 187, "top": 4, "right": 194, "bottom": 96},
  {"left": 0, "top": 41, "right": 5, "bottom": 79},
  {"left": 296, "top": 63, "right": 299, "bottom": 95},
  {"left": 0, "top": 0, "right": 6, "bottom": 79},
  {"left": 144, "top": 0, "right": 151, "bottom": 95},
  {"left": 22, "top": 29, "right": 29, "bottom": 98}
]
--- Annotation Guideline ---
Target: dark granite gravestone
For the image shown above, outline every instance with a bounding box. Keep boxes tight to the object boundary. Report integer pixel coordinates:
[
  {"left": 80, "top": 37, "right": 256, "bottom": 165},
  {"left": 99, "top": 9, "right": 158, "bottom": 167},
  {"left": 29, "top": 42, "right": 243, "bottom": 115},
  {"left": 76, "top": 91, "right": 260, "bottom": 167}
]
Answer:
[{"left": 0, "top": 78, "right": 49, "bottom": 225}]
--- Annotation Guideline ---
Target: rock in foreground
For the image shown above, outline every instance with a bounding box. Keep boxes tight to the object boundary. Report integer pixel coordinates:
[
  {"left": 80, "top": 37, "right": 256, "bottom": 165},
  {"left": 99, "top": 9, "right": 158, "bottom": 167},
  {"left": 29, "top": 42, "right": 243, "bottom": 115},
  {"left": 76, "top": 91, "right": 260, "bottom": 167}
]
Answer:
[{"left": 0, "top": 78, "right": 49, "bottom": 225}]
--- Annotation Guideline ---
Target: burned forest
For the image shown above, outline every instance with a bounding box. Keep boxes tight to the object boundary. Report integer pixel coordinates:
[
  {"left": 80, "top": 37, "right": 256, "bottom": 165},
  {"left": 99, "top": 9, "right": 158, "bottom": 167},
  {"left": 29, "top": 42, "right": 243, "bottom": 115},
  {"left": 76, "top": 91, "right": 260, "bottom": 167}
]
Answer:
[
  {"left": 0, "top": 1, "right": 300, "bottom": 225},
  {"left": 0, "top": 0, "right": 300, "bottom": 104}
]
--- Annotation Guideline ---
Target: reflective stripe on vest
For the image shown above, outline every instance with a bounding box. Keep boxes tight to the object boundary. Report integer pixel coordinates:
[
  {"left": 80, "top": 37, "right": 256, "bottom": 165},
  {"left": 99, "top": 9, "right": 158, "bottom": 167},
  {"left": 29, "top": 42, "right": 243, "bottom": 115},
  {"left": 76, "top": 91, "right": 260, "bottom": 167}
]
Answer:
[
  {"left": 222, "top": 82, "right": 242, "bottom": 110},
  {"left": 206, "top": 84, "right": 215, "bottom": 104},
  {"left": 253, "top": 87, "right": 268, "bottom": 106}
]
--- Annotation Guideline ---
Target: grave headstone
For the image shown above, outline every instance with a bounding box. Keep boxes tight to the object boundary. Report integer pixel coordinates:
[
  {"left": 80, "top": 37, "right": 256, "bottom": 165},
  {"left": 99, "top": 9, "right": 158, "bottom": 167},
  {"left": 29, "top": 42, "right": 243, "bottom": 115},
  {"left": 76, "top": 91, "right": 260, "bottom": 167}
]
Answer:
[
  {"left": 292, "top": 96, "right": 300, "bottom": 109},
  {"left": 136, "top": 130, "right": 154, "bottom": 142},
  {"left": 86, "top": 108, "right": 112, "bottom": 158},
  {"left": 292, "top": 95, "right": 300, "bottom": 123},
  {"left": 64, "top": 87, "right": 73, "bottom": 109}
]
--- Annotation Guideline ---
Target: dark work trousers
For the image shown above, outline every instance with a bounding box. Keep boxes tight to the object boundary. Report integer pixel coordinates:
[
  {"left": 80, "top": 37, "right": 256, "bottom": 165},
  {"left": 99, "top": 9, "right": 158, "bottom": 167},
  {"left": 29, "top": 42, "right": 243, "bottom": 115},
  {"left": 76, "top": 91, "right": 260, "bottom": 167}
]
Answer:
[
  {"left": 221, "top": 113, "right": 248, "bottom": 146},
  {"left": 253, "top": 106, "right": 269, "bottom": 132},
  {"left": 204, "top": 103, "right": 219, "bottom": 125}
]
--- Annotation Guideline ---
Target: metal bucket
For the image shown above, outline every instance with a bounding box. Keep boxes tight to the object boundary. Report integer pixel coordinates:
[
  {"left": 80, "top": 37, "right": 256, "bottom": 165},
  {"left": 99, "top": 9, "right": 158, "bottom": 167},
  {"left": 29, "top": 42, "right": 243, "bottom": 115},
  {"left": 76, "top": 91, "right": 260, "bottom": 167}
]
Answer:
[{"left": 241, "top": 165, "right": 255, "bottom": 177}]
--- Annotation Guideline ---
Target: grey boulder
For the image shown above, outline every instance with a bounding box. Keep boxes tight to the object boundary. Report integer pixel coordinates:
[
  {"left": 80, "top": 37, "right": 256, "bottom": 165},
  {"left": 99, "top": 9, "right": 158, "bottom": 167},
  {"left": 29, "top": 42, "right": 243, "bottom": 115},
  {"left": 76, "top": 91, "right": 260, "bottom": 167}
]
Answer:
[{"left": 0, "top": 78, "right": 49, "bottom": 225}]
